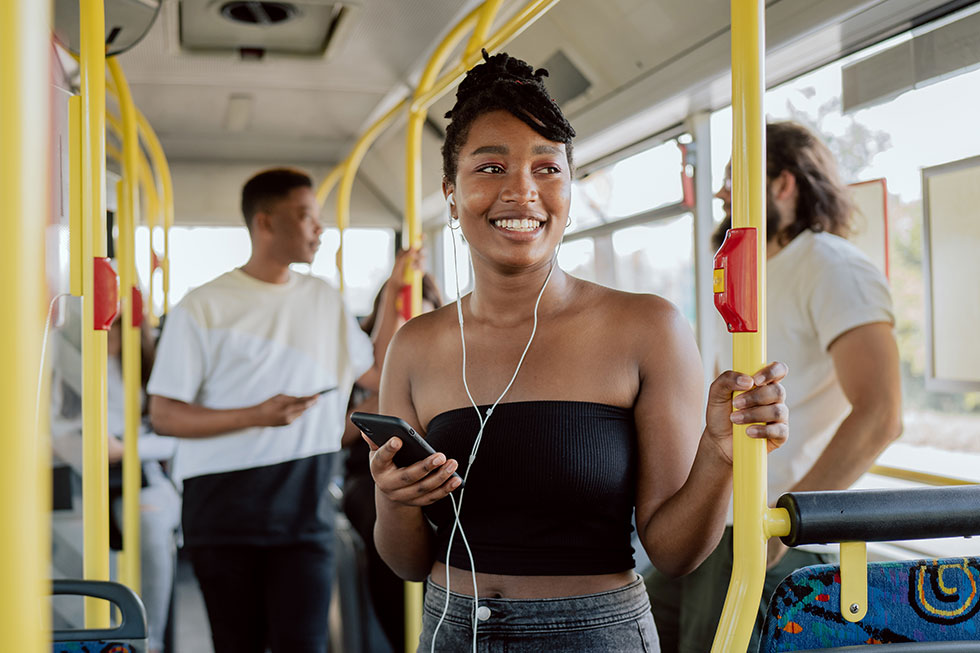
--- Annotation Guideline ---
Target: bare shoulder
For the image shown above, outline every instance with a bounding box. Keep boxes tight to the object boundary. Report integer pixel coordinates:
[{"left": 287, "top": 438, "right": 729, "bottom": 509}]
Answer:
[
  {"left": 384, "top": 302, "right": 458, "bottom": 364},
  {"left": 572, "top": 278, "right": 689, "bottom": 336}
]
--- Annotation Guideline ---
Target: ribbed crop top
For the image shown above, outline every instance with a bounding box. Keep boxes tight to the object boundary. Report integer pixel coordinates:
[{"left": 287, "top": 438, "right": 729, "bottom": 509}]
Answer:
[{"left": 421, "top": 400, "right": 637, "bottom": 576}]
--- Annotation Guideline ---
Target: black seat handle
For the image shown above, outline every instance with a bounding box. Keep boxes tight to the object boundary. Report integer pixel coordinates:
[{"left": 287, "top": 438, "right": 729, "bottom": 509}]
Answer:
[
  {"left": 777, "top": 485, "right": 980, "bottom": 547},
  {"left": 52, "top": 579, "right": 147, "bottom": 641}
]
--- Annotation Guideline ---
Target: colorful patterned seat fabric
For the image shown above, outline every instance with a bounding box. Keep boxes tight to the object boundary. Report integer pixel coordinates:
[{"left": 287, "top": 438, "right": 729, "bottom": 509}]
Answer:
[
  {"left": 762, "top": 557, "right": 980, "bottom": 652},
  {"left": 53, "top": 642, "right": 135, "bottom": 653}
]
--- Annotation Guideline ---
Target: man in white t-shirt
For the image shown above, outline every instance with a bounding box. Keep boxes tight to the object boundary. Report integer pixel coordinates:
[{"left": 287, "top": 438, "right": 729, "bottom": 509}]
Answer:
[
  {"left": 647, "top": 122, "right": 904, "bottom": 652},
  {"left": 147, "top": 168, "right": 401, "bottom": 653}
]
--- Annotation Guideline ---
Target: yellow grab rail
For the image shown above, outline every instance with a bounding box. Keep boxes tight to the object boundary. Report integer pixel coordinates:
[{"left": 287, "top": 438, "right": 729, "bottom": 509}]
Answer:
[
  {"left": 410, "top": 0, "right": 560, "bottom": 115},
  {"left": 107, "top": 57, "right": 143, "bottom": 596},
  {"left": 315, "top": 164, "right": 345, "bottom": 213},
  {"left": 135, "top": 110, "right": 173, "bottom": 316},
  {"left": 106, "top": 113, "right": 163, "bottom": 326},
  {"left": 711, "top": 1, "right": 770, "bottom": 651},
  {"left": 80, "top": 0, "right": 112, "bottom": 629},
  {"left": 0, "top": 0, "right": 52, "bottom": 649},
  {"left": 335, "top": 99, "right": 408, "bottom": 290}
]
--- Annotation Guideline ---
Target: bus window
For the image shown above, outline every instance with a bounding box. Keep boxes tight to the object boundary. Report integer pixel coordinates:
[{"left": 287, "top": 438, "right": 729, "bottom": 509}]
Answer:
[{"left": 610, "top": 215, "right": 695, "bottom": 327}]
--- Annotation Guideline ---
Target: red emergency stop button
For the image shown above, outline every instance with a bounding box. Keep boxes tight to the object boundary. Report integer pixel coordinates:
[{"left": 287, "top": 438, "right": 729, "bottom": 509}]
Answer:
[
  {"left": 713, "top": 227, "right": 758, "bottom": 333},
  {"left": 93, "top": 257, "right": 119, "bottom": 331}
]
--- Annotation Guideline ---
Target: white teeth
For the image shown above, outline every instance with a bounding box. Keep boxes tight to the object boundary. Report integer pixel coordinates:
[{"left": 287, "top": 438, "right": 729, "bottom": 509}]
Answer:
[{"left": 493, "top": 218, "right": 542, "bottom": 232}]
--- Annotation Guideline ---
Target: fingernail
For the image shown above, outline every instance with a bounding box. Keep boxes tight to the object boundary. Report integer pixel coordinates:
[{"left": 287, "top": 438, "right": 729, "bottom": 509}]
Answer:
[
  {"left": 737, "top": 376, "right": 753, "bottom": 388},
  {"left": 446, "top": 461, "right": 458, "bottom": 473},
  {"left": 746, "top": 426, "right": 760, "bottom": 436},
  {"left": 731, "top": 413, "right": 744, "bottom": 424},
  {"left": 449, "top": 479, "right": 461, "bottom": 490},
  {"left": 389, "top": 440, "right": 400, "bottom": 450},
  {"left": 732, "top": 397, "right": 746, "bottom": 409},
  {"left": 754, "top": 375, "right": 765, "bottom": 385},
  {"left": 432, "top": 454, "right": 446, "bottom": 466}
]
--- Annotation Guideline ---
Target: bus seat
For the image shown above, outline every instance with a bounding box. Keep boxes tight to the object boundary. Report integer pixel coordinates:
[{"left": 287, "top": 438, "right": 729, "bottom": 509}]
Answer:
[
  {"left": 761, "top": 557, "right": 980, "bottom": 652},
  {"left": 52, "top": 579, "right": 147, "bottom": 653}
]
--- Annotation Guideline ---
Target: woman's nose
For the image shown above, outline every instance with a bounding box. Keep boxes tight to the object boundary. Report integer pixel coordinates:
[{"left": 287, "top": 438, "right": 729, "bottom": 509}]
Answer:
[{"left": 501, "top": 170, "right": 538, "bottom": 204}]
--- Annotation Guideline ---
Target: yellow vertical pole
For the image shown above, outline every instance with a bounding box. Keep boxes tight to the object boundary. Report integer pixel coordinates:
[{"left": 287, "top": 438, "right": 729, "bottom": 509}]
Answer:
[
  {"left": 711, "top": 1, "right": 767, "bottom": 651},
  {"left": 406, "top": 5, "right": 484, "bottom": 314},
  {"left": 402, "top": 8, "right": 490, "bottom": 649},
  {"left": 80, "top": 0, "right": 112, "bottom": 629},
  {"left": 0, "top": 0, "right": 51, "bottom": 650},
  {"left": 108, "top": 57, "right": 142, "bottom": 595},
  {"left": 136, "top": 110, "right": 173, "bottom": 315}
]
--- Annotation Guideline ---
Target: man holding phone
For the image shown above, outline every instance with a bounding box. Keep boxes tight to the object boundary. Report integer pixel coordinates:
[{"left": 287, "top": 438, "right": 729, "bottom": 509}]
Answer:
[{"left": 147, "top": 168, "right": 402, "bottom": 653}]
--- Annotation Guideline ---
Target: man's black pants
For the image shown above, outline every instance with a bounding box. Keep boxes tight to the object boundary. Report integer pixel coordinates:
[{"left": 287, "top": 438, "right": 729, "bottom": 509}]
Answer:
[{"left": 189, "top": 540, "right": 334, "bottom": 653}]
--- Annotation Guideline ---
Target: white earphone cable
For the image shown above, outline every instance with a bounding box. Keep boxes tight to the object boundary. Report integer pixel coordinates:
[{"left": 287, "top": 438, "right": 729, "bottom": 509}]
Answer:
[{"left": 431, "top": 201, "right": 565, "bottom": 652}]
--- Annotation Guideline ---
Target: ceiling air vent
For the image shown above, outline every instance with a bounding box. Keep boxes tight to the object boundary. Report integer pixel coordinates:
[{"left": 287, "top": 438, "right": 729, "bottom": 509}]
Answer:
[
  {"left": 220, "top": 2, "right": 298, "bottom": 25},
  {"left": 180, "top": 1, "right": 355, "bottom": 57}
]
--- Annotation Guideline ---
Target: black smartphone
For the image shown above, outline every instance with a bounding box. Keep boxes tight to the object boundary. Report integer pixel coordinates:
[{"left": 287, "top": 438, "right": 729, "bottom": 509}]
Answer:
[{"left": 350, "top": 411, "right": 463, "bottom": 487}]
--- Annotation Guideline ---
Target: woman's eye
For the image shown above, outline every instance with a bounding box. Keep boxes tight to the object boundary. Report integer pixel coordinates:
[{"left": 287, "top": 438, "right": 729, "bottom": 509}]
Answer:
[
  {"left": 540, "top": 165, "right": 562, "bottom": 174},
  {"left": 477, "top": 164, "right": 504, "bottom": 174}
]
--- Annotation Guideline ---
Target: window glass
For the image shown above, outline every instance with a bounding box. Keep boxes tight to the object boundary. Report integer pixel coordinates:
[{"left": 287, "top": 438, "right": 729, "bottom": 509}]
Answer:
[
  {"left": 609, "top": 214, "right": 695, "bottom": 327},
  {"left": 136, "top": 226, "right": 393, "bottom": 317},
  {"left": 557, "top": 238, "right": 597, "bottom": 283},
  {"left": 571, "top": 138, "right": 685, "bottom": 231}
]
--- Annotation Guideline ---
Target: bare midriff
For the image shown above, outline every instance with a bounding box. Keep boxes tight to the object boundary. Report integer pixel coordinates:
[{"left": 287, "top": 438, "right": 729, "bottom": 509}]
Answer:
[{"left": 429, "top": 561, "right": 636, "bottom": 599}]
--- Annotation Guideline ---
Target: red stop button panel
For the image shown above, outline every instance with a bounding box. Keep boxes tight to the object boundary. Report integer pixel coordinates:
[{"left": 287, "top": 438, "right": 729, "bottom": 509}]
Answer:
[
  {"left": 93, "top": 257, "right": 119, "bottom": 331},
  {"left": 132, "top": 286, "right": 143, "bottom": 328},
  {"left": 713, "top": 227, "right": 758, "bottom": 333}
]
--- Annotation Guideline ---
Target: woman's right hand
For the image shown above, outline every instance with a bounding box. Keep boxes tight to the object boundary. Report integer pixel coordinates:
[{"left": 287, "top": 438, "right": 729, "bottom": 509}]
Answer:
[{"left": 365, "top": 435, "right": 461, "bottom": 506}]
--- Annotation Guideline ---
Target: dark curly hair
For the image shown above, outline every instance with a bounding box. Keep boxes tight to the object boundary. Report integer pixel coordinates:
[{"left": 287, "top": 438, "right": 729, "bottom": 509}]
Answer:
[
  {"left": 442, "top": 50, "right": 576, "bottom": 183},
  {"left": 766, "top": 121, "right": 853, "bottom": 244}
]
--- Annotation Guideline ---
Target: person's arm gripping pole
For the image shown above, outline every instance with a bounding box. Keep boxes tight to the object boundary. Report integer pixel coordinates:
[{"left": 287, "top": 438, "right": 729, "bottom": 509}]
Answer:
[
  {"left": 107, "top": 57, "right": 143, "bottom": 597},
  {"left": 710, "top": 1, "right": 789, "bottom": 650},
  {"left": 80, "top": 0, "right": 114, "bottom": 629}
]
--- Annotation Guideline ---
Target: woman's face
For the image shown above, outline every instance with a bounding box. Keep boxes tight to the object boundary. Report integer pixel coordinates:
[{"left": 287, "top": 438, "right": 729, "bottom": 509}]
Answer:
[{"left": 449, "top": 110, "right": 571, "bottom": 270}]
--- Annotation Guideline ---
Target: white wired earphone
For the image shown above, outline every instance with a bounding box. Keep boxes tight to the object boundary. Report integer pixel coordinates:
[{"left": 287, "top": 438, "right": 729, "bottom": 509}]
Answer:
[{"left": 432, "top": 191, "right": 566, "bottom": 652}]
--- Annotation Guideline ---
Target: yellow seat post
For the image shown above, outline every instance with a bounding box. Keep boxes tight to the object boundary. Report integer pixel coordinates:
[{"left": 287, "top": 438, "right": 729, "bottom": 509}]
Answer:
[
  {"left": 79, "top": 0, "right": 113, "bottom": 629},
  {"left": 710, "top": 1, "right": 769, "bottom": 651},
  {"left": 0, "top": 1, "right": 52, "bottom": 650},
  {"left": 108, "top": 57, "right": 142, "bottom": 597}
]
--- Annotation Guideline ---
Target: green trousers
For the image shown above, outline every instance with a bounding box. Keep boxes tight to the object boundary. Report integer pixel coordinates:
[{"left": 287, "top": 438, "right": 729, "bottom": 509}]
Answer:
[{"left": 645, "top": 527, "right": 836, "bottom": 653}]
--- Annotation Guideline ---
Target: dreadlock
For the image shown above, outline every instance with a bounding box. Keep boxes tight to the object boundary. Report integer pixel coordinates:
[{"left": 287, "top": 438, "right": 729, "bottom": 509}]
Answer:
[{"left": 442, "top": 49, "right": 576, "bottom": 182}]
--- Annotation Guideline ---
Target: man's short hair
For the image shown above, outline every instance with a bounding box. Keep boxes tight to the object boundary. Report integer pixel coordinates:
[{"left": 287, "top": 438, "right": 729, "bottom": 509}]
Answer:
[
  {"left": 241, "top": 168, "right": 313, "bottom": 230},
  {"left": 766, "top": 121, "right": 853, "bottom": 245}
]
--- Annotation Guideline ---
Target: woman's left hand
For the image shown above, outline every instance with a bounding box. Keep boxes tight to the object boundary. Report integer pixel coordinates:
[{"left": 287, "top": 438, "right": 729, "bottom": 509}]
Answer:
[{"left": 705, "top": 361, "right": 789, "bottom": 464}]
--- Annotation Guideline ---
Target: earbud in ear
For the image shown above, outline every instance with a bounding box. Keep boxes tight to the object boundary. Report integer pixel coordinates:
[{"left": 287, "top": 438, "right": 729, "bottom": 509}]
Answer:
[{"left": 447, "top": 192, "right": 455, "bottom": 207}]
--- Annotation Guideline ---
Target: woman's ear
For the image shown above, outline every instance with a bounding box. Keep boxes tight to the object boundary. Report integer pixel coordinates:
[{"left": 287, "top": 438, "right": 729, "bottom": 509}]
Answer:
[{"left": 442, "top": 179, "right": 455, "bottom": 203}]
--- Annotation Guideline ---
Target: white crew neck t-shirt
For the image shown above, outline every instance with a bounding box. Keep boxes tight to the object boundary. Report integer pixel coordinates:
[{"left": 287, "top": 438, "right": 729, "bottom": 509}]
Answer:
[
  {"left": 717, "top": 230, "right": 894, "bottom": 515},
  {"left": 148, "top": 268, "right": 373, "bottom": 484}
]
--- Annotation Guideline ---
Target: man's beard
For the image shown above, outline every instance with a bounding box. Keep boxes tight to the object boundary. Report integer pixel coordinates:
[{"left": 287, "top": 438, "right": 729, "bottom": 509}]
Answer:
[{"left": 766, "top": 187, "right": 783, "bottom": 244}]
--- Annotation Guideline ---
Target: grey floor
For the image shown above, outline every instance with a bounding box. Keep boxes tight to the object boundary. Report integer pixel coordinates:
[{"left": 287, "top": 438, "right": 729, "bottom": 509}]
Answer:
[{"left": 174, "top": 554, "right": 213, "bottom": 653}]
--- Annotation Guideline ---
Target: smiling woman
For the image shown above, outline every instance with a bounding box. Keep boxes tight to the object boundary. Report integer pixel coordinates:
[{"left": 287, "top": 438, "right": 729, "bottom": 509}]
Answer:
[{"left": 363, "top": 51, "right": 791, "bottom": 653}]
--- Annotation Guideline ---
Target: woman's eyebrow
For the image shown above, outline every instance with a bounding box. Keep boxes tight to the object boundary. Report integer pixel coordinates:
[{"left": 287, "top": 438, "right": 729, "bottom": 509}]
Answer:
[
  {"left": 532, "top": 145, "right": 563, "bottom": 155},
  {"left": 470, "top": 145, "right": 508, "bottom": 156}
]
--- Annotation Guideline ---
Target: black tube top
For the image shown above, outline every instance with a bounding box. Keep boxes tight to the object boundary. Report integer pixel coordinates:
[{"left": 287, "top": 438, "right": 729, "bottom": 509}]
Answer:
[{"left": 421, "top": 400, "right": 637, "bottom": 576}]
